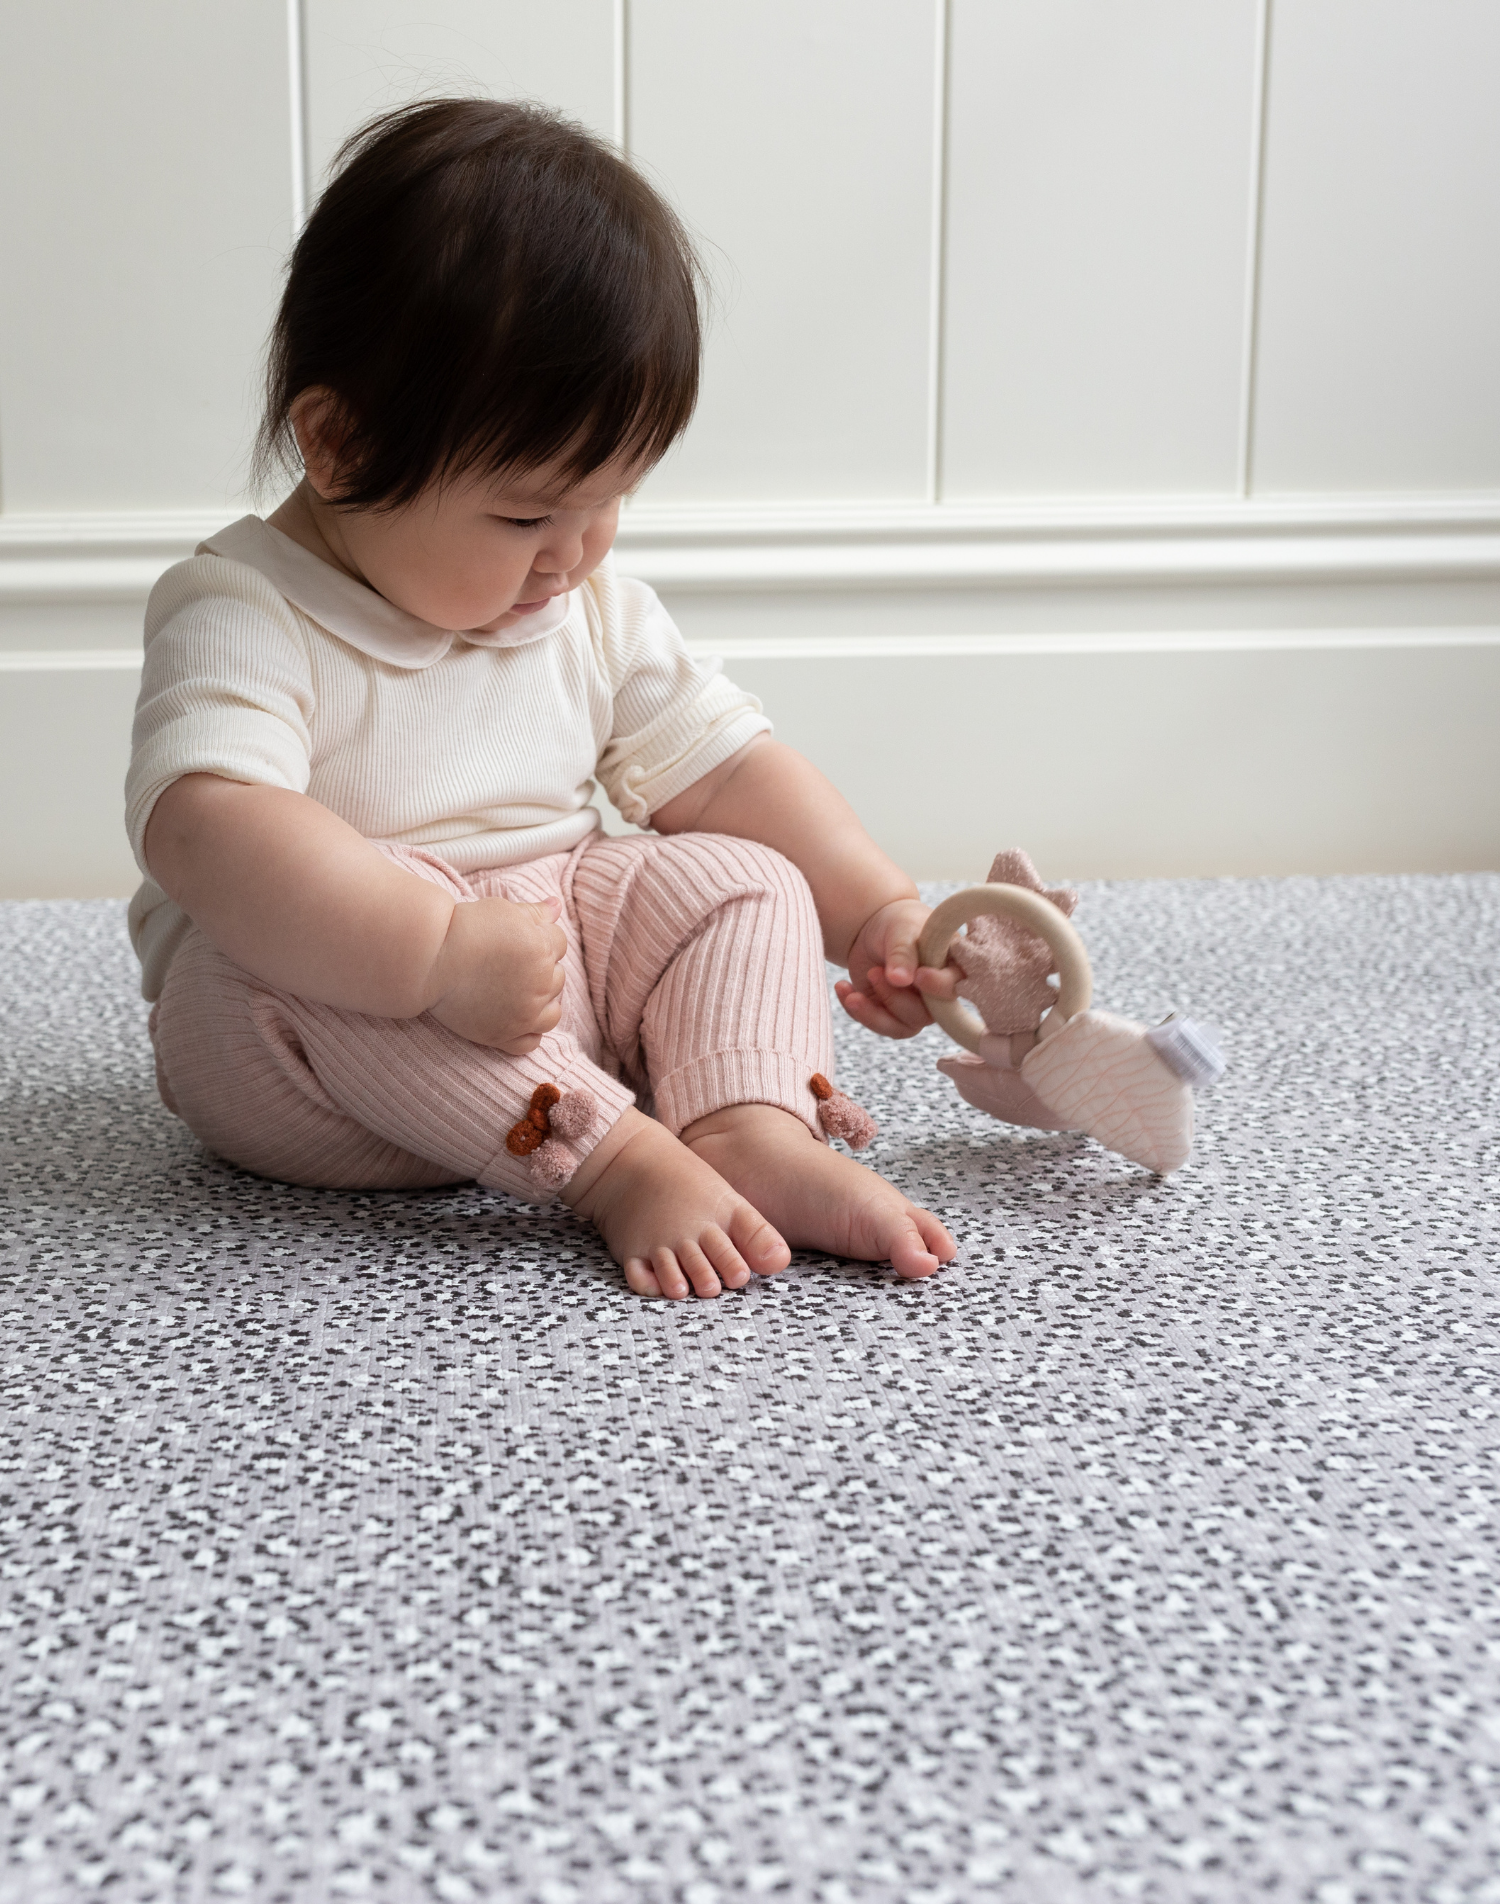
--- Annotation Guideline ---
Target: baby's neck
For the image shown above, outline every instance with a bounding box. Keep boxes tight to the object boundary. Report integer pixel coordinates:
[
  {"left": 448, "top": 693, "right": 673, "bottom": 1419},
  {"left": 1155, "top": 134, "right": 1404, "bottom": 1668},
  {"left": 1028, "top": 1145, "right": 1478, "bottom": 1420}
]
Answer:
[{"left": 265, "top": 483, "right": 367, "bottom": 588}]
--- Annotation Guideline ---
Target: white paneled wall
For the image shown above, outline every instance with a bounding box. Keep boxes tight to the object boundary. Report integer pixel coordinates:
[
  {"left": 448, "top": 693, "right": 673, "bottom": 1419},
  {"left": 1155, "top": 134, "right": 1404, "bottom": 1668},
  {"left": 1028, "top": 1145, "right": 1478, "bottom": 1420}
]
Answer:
[
  {"left": 0, "top": 4, "right": 293, "bottom": 512},
  {"left": 303, "top": 1, "right": 617, "bottom": 188},
  {"left": 1251, "top": 0, "right": 1500, "bottom": 491},
  {"left": 630, "top": 1, "right": 938, "bottom": 503},
  {"left": 943, "top": 0, "right": 1261, "bottom": 496},
  {"left": 1, "top": 0, "right": 1497, "bottom": 897}
]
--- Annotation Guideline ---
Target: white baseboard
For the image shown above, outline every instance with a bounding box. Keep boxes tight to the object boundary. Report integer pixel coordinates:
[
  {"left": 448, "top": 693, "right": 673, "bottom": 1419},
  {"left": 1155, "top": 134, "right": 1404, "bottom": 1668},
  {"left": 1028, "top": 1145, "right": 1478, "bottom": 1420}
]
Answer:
[
  {"left": 729, "top": 641, "right": 1500, "bottom": 881},
  {"left": 3, "top": 496, "right": 1495, "bottom": 894},
  {"left": 3, "top": 632, "right": 1495, "bottom": 897},
  {"left": 0, "top": 664, "right": 143, "bottom": 899}
]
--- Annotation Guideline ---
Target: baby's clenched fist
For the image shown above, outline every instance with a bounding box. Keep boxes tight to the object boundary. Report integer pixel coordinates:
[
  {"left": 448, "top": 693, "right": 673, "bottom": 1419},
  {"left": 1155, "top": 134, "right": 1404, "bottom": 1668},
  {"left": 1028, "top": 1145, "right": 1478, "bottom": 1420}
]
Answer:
[{"left": 421, "top": 894, "right": 568, "bottom": 1053}]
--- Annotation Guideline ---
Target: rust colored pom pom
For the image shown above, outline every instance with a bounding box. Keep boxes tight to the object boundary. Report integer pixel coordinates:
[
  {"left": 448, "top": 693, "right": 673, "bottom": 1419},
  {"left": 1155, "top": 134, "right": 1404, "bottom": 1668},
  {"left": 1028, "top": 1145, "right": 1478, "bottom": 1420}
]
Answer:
[
  {"left": 808, "top": 1073, "right": 834, "bottom": 1102},
  {"left": 506, "top": 1083, "right": 595, "bottom": 1180},
  {"left": 505, "top": 1119, "right": 544, "bottom": 1156},
  {"left": 504, "top": 1081, "right": 565, "bottom": 1156}
]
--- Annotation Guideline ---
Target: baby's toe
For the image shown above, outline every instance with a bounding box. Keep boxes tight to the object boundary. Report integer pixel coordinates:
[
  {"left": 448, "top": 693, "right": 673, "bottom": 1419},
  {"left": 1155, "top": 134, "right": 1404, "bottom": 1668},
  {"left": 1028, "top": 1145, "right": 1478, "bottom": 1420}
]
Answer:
[
  {"left": 676, "top": 1240, "right": 724, "bottom": 1300},
  {"left": 915, "top": 1207, "right": 958, "bottom": 1265},
  {"left": 886, "top": 1213, "right": 946, "bottom": 1281},
  {"left": 647, "top": 1248, "right": 693, "bottom": 1302},
  {"left": 626, "top": 1258, "right": 664, "bottom": 1299},
  {"left": 702, "top": 1226, "right": 752, "bottom": 1291},
  {"left": 728, "top": 1204, "right": 791, "bottom": 1279}
]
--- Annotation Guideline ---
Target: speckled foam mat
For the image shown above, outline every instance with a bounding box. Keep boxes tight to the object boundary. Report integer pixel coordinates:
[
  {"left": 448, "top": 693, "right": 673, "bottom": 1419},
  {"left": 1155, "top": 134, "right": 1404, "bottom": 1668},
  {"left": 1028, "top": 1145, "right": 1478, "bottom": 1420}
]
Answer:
[{"left": 3, "top": 874, "right": 1499, "bottom": 1904}]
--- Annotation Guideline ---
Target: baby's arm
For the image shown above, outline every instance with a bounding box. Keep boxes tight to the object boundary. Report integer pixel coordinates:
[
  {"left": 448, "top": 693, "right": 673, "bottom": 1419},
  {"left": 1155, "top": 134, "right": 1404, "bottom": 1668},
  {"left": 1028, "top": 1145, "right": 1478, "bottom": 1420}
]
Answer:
[
  {"left": 651, "top": 736, "right": 953, "bottom": 1039},
  {"left": 144, "top": 774, "right": 566, "bottom": 1053}
]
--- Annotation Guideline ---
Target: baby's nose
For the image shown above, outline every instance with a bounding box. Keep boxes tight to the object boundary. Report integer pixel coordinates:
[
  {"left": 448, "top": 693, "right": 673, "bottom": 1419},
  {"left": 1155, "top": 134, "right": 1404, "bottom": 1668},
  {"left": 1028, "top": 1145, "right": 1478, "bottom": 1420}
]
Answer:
[{"left": 536, "top": 526, "right": 586, "bottom": 574}]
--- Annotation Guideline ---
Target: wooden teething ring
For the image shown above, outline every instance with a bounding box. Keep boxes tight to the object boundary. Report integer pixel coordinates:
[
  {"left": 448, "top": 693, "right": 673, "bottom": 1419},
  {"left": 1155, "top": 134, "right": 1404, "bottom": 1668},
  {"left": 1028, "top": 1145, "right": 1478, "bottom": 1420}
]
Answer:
[{"left": 916, "top": 884, "right": 1094, "bottom": 1055}]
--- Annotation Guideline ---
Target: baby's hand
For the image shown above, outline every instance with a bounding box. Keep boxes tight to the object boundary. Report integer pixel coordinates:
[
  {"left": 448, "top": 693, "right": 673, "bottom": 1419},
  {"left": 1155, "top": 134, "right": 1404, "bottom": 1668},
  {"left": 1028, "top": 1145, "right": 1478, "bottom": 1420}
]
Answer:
[
  {"left": 835, "top": 897, "right": 959, "bottom": 1041},
  {"left": 422, "top": 895, "right": 568, "bottom": 1053}
]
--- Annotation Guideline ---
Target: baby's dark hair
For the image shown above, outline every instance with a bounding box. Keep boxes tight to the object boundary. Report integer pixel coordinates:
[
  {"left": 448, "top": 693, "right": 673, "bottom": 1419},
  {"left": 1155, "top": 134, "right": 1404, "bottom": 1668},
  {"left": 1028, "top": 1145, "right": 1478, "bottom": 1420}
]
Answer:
[{"left": 254, "top": 98, "right": 703, "bottom": 509}]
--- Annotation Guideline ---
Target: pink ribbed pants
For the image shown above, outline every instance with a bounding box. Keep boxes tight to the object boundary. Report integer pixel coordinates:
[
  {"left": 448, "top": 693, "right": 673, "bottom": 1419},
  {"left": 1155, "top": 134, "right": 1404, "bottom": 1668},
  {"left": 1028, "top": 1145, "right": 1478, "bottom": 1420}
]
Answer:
[{"left": 150, "top": 832, "right": 835, "bottom": 1201}]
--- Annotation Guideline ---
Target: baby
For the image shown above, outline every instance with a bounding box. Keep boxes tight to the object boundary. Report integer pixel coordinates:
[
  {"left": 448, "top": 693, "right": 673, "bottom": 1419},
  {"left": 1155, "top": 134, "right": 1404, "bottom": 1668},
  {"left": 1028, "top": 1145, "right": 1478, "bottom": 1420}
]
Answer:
[{"left": 128, "top": 98, "right": 959, "bottom": 1301}]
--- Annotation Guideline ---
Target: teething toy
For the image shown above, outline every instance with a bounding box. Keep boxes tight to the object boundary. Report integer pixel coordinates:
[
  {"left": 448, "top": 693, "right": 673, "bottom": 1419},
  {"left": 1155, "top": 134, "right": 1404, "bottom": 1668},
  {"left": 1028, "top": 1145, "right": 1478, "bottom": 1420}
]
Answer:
[{"left": 918, "top": 851, "right": 1224, "bottom": 1174}]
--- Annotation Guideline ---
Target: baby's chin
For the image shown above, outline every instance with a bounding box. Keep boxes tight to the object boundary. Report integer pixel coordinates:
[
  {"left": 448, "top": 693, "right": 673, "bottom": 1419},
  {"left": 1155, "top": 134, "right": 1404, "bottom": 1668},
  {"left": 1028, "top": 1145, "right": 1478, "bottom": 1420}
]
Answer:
[
  {"left": 378, "top": 584, "right": 571, "bottom": 637},
  {"left": 473, "top": 605, "right": 540, "bottom": 635},
  {"left": 468, "top": 594, "right": 571, "bottom": 637},
  {"left": 409, "top": 601, "right": 537, "bottom": 635}
]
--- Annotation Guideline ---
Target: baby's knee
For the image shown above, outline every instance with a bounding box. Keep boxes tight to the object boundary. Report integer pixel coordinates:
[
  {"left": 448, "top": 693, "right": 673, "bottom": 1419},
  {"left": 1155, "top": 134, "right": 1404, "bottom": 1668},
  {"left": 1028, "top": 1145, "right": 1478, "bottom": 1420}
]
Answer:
[{"left": 682, "top": 832, "right": 817, "bottom": 909}]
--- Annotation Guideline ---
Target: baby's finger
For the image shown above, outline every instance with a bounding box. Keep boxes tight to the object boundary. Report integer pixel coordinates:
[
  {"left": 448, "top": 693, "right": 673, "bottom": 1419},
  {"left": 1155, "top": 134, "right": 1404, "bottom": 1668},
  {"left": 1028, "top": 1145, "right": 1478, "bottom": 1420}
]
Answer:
[
  {"left": 834, "top": 980, "right": 889, "bottom": 1029},
  {"left": 864, "top": 965, "right": 935, "bottom": 1032},
  {"left": 835, "top": 979, "right": 918, "bottom": 1041},
  {"left": 882, "top": 994, "right": 935, "bottom": 1034},
  {"left": 523, "top": 899, "right": 566, "bottom": 950},
  {"left": 914, "top": 963, "right": 960, "bottom": 999},
  {"left": 883, "top": 937, "right": 921, "bottom": 990}
]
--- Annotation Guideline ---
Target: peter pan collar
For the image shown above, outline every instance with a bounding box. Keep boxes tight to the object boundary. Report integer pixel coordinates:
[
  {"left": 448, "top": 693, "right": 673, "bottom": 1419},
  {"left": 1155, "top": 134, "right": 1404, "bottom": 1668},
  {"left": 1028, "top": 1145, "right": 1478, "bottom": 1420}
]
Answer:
[{"left": 198, "top": 515, "right": 573, "bottom": 669}]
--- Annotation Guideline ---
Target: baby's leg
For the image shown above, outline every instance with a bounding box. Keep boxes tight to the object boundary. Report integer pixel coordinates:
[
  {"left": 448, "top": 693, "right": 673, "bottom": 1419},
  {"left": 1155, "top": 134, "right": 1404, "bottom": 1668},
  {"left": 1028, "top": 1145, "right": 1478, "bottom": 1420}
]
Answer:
[
  {"left": 151, "top": 848, "right": 785, "bottom": 1293},
  {"left": 572, "top": 834, "right": 956, "bottom": 1295},
  {"left": 151, "top": 926, "right": 636, "bottom": 1197}
]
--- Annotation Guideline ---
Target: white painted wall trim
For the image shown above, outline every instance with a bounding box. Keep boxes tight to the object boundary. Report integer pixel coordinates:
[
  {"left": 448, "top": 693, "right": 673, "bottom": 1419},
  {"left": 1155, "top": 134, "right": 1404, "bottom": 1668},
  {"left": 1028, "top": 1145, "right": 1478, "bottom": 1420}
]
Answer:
[
  {"left": 925, "top": 0, "right": 951, "bottom": 504},
  {"left": 693, "top": 626, "right": 1500, "bottom": 660},
  {"left": 0, "top": 649, "right": 147, "bottom": 671},
  {"left": 3, "top": 628, "right": 1496, "bottom": 676},
  {"left": 286, "top": 0, "right": 308, "bottom": 232},
  {"left": 1, "top": 495, "right": 1498, "bottom": 604},
  {"left": 1235, "top": 0, "right": 1271, "bottom": 497}
]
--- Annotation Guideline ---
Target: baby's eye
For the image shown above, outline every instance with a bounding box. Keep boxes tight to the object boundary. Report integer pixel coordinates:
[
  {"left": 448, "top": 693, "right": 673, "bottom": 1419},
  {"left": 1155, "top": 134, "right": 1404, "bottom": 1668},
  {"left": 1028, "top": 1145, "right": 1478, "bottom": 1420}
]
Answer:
[{"left": 497, "top": 514, "right": 553, "bottom": 530}]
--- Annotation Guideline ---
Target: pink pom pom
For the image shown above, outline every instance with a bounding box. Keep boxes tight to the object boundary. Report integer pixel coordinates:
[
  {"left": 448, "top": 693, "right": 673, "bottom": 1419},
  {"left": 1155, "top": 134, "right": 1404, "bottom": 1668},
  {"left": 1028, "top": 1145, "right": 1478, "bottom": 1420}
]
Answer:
[
  {"left": 548, "top": 1089, "right": 596, "bottom": 1142},
  {"left": 529, "top": 1137, "right": 574, "bottom": 1191},
  {"left": 817, "top": 1091, "right": 878, "bottom": 1151}
]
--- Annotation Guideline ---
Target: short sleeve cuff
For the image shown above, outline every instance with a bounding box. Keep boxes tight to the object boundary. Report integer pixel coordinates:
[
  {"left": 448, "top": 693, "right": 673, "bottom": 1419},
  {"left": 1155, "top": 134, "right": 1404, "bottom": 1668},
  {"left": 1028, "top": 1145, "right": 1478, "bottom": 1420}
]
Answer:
[{"left": 610, "top": 706, "right": 773, "bottom": 826}]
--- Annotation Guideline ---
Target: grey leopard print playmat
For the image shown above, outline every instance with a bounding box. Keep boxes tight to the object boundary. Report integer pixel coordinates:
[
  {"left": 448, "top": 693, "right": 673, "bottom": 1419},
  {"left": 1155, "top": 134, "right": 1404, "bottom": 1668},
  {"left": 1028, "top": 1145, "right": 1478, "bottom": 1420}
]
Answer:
[{"left": 3, "top": 875, "right": 1499, "bottom": 1904}]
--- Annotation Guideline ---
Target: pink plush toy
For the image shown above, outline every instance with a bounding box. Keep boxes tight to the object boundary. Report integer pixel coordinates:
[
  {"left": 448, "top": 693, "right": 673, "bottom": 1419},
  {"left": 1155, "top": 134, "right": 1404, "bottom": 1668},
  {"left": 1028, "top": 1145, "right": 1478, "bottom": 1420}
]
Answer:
[{"left": 917, "top": 851, "right": 1224, "bottom": 1174}]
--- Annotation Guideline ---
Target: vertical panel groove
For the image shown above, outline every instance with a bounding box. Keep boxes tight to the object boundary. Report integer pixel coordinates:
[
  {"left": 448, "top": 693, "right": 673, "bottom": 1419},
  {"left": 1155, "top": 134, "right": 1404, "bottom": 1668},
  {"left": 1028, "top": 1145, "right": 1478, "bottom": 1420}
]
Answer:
[
  {"left": 613, "top": 0, "right": 630, "bottom": 155},
  {"left": 926, "top": 0, "right": 952, "bottom": 504},
  {"left": 287, "top": 0, "right": 309, "bottom": 231},
  {"left": 1237, "top": 0, "right": 1272, "bottom": 498}
]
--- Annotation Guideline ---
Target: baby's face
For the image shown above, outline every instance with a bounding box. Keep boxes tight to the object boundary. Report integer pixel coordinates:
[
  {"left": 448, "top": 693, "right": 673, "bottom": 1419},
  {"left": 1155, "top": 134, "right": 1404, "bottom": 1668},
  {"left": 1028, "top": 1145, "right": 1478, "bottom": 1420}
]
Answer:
[{"left": 328, "top": 448, "right": 644, "bottom": 635}]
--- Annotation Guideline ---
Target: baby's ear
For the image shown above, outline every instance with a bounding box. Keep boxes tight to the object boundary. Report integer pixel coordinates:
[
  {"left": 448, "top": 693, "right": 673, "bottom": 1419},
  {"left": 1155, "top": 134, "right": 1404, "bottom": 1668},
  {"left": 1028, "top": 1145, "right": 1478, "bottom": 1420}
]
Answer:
[{"left": 290, "top": 387, "right": 358, "bottom": 498}]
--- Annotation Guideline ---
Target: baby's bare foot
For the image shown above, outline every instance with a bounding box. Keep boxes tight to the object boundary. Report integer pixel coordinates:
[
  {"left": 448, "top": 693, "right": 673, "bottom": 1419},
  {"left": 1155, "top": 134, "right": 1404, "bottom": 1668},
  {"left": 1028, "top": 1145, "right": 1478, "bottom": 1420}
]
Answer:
[
  {"left": 562, "top": 1108, "right": 791, "bottom": 1300},
  {"left": 681, "top": 1103, "right": 957, "bottom": 1281}
]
